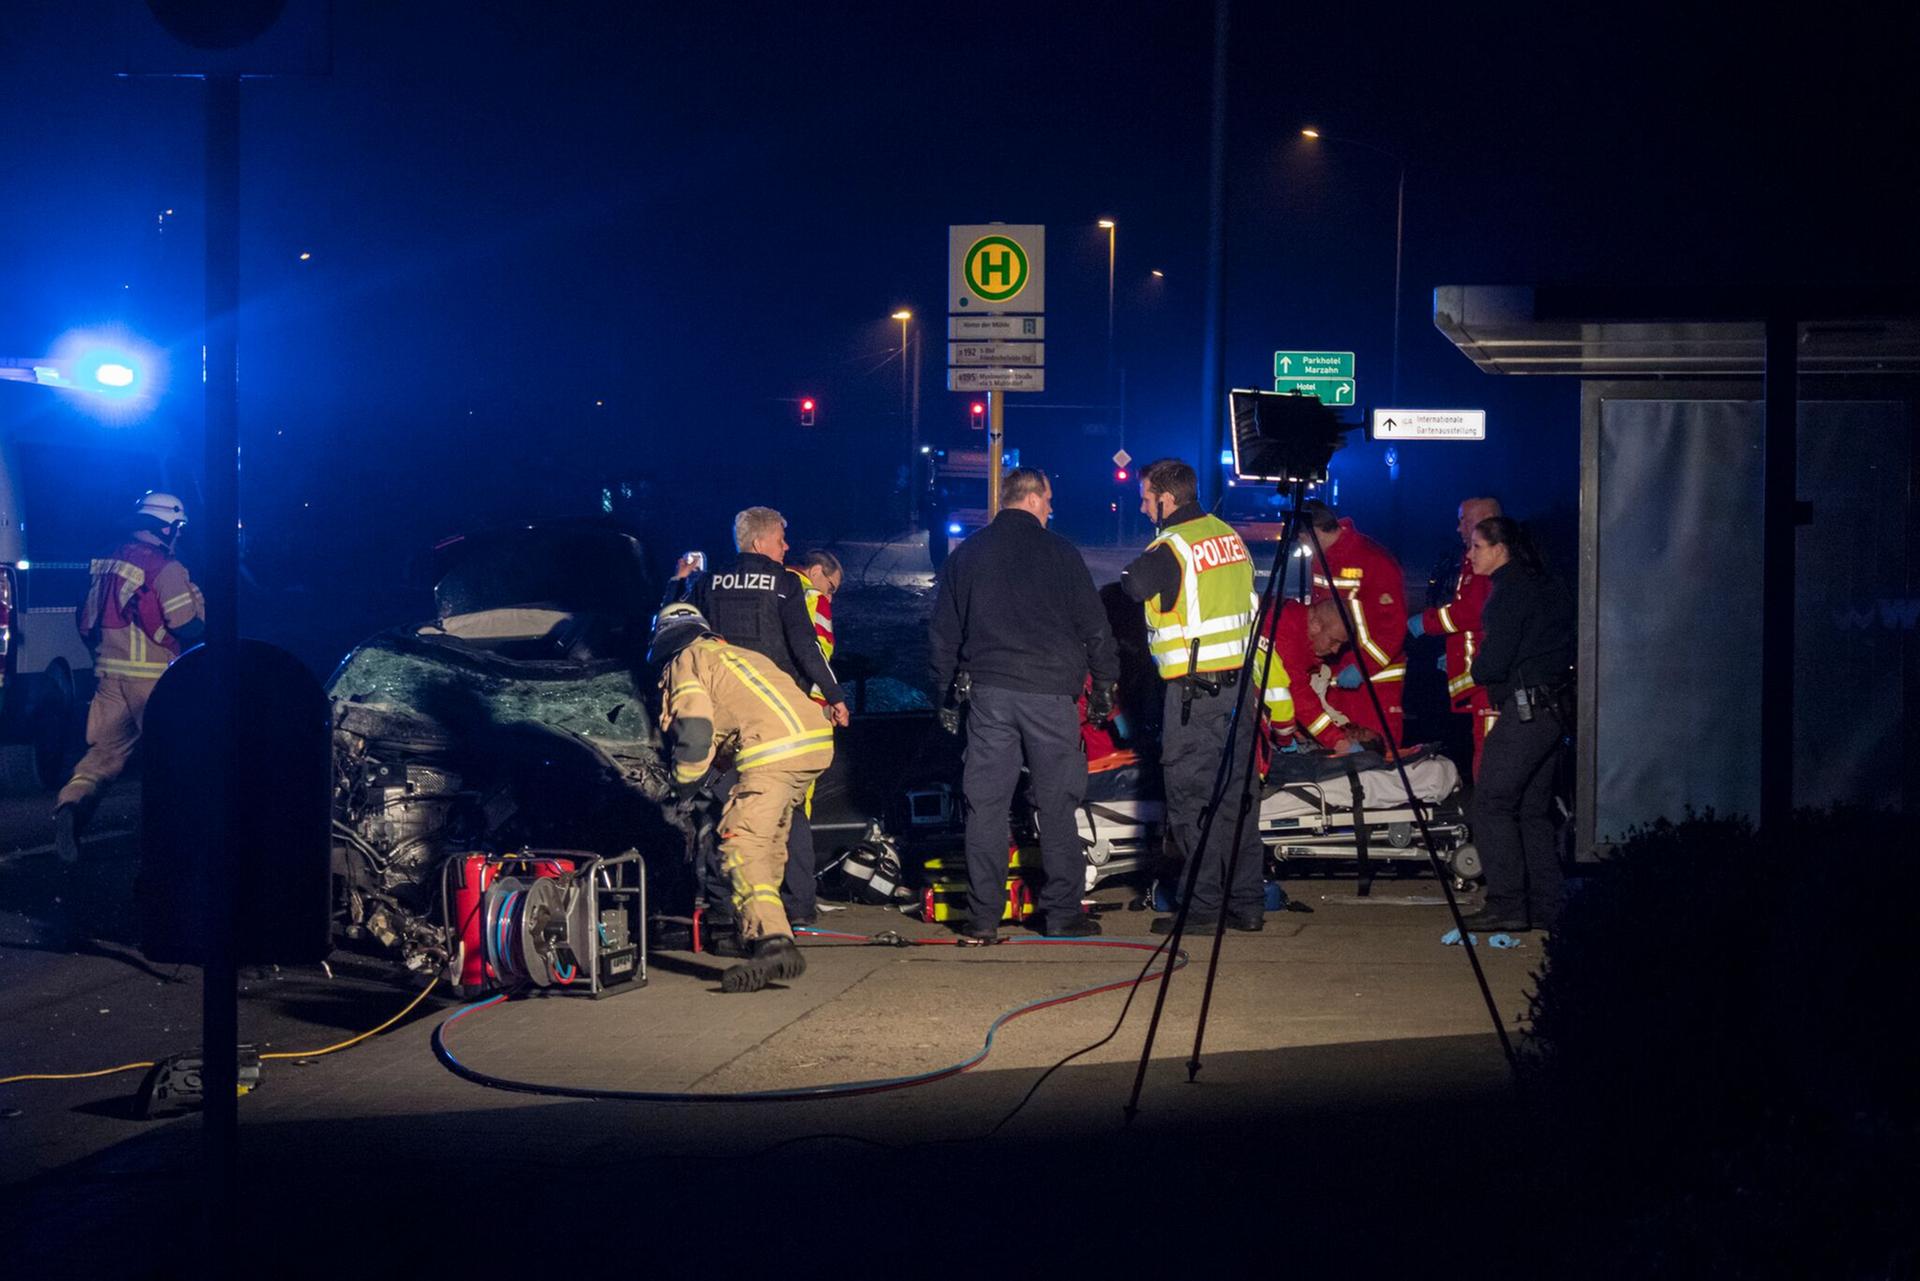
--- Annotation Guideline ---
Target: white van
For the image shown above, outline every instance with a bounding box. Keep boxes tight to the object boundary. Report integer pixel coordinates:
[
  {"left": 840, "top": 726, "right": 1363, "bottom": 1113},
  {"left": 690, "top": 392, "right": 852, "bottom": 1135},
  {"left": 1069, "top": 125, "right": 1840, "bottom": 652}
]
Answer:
[{"left": 1, "top": 390, "right": 192, "bottom": 791}]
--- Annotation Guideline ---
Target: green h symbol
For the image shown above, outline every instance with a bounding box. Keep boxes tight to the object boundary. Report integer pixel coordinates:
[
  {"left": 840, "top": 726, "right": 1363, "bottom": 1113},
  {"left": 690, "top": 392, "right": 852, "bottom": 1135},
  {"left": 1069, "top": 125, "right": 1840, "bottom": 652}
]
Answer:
[{"left": 979, "top": 248, "right": 1013, "bottom": 287}]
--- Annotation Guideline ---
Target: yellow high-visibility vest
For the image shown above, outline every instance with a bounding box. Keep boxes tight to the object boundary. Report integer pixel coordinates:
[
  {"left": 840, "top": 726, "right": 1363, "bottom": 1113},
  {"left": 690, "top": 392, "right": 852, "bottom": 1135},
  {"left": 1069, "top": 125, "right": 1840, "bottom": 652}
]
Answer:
[{"left": 1143, "top": 514, "right": 1257, "bottom": 679}]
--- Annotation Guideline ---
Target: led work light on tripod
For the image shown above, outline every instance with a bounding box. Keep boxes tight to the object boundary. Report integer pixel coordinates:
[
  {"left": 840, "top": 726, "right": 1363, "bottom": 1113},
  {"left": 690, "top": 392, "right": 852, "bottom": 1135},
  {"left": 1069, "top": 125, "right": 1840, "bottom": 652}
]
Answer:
[{"left": 1227, "top": 388, "right": 1354, "bottom": 485}]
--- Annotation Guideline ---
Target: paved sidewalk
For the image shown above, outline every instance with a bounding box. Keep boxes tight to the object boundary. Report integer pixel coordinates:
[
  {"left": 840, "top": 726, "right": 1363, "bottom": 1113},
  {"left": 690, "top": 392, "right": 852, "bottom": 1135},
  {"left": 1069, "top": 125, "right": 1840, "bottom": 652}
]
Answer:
[{"left": 6, "top": 884, "right": 1540, "bottom": 1276}]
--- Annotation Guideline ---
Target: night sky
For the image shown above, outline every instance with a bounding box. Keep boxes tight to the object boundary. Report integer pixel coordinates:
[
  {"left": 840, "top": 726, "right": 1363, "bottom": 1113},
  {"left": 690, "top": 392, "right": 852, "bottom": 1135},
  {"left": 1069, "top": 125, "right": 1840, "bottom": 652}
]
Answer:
[{"left": 3, "top": 1, "right": 1916, "bottom": 658}]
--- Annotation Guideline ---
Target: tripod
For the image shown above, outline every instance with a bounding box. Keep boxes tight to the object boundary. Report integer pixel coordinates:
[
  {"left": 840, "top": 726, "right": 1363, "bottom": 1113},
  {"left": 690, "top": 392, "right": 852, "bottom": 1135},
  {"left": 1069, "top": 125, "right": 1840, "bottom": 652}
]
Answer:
[{"left": 1123, "top": 479, "right": 1518, "bottom": 1122}]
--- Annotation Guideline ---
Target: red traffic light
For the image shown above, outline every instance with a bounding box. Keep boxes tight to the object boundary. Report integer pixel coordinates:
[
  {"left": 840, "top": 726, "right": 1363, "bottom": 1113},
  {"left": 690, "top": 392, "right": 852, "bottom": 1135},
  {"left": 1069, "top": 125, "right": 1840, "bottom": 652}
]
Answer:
[
  {"left": 801, "top": 398, "right": 815, "bottom": 411},
  {"left": 799, "top": 397, "right": 816, "bottom": 426},
  {"left": 969, "top": 401, "right": 986, "bottom": 431},
  {"left": 1115, "top": 468, "right": 1129, "bottom": 482}
]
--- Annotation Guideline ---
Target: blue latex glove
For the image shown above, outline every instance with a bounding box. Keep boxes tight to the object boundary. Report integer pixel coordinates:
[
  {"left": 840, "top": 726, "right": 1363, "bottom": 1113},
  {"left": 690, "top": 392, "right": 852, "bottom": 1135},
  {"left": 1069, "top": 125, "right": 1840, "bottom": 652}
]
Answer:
[
  {"left": 1407, "top": 613, "right": 1426, "bottom": 638},
  {"left": 1488, "top": 933, "right": 1524, "bottom": 950},
  {"left": 1333, "top": 663, "right": 1363, "bottom": 690},
  {"left": 1440, "top": 928, "right": 1479, "bottom": 946},
  {"left": 1436, "top": 654, "right": 1449, "bottom": 673}
]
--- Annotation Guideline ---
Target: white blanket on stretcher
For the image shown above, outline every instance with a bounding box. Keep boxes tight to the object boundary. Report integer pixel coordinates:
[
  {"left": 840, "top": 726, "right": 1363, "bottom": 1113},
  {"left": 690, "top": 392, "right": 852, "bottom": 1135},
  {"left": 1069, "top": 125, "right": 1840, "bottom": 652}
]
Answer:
[{"left": 1260, "top": 751, "right": 1460, "bottom": 822}]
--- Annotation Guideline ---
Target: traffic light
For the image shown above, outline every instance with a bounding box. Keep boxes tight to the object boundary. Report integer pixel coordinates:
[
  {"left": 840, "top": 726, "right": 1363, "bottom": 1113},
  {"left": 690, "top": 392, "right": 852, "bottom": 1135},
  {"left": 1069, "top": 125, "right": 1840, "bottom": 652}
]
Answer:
[
  {"left": 1114, "top": 467, "right": 1129, "bottom": 483},
  {"left": 799, "top": 396, "right": 816, "bottom": 427},
  {"left": 969, "top": 401, "right": 985, "bottom": 431}
]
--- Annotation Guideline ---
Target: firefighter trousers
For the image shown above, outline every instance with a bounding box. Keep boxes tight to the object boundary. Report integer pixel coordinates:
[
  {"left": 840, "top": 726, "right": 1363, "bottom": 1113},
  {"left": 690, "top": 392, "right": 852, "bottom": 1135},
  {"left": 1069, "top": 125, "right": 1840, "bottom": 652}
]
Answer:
[
  {"left": 720, "top": 766, "right": 822, "bottom": 943},
  {"left": 57, "top": 675, "right": 157, "bottom": 811}
]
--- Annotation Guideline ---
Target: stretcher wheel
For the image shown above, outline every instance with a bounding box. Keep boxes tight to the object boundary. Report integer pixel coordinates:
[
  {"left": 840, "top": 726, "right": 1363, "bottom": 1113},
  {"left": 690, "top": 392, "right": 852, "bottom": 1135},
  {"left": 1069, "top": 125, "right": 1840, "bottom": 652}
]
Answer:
[{"left": 1449, "top": 843, "right": 1483, "bottom": 881}]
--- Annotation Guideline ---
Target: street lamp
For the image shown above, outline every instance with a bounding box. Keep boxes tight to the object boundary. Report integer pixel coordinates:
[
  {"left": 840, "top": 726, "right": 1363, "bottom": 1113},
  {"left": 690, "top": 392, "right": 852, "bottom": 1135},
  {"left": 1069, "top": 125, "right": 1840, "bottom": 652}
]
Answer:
[
  {"left": 1301, "top": 127, "right": 1407, "bottom": 405},
  {"left": 1097, "top": 219, "right": 1116, "bottom": 402},
  {"left": 892, "top": 309, "right": 919, "bottom": 527}
]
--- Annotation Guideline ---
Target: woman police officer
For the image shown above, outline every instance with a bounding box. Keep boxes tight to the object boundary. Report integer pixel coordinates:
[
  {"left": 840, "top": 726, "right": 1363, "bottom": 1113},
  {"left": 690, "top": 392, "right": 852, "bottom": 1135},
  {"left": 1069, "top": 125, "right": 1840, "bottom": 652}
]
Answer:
[{"left": 1460, "top": 516, "right": 1574, "bottom": 934}]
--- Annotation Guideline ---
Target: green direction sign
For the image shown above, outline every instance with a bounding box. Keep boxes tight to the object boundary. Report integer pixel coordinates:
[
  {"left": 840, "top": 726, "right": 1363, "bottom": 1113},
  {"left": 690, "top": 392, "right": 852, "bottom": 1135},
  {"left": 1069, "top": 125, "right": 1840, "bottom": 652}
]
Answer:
[
  {"left": 1273, "top": 350, "right": 1355, "bottom": 379},
  {"left": 1274, "top": 377, "right": 1356, "bottom": 406}
]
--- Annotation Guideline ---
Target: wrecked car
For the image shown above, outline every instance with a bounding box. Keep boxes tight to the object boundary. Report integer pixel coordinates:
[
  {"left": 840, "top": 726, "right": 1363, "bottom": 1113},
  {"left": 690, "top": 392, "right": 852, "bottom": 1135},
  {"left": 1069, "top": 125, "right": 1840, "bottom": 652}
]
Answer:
[{"left": 325, "top": 521, "right": 687, "bottom": 975}]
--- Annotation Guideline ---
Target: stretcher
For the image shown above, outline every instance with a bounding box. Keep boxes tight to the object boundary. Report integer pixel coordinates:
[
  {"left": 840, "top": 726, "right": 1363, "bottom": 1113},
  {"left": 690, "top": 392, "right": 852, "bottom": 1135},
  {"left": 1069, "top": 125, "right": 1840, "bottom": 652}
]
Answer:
[{"left": 1072, "top": 745, "right": 1480, "bottom": 888}]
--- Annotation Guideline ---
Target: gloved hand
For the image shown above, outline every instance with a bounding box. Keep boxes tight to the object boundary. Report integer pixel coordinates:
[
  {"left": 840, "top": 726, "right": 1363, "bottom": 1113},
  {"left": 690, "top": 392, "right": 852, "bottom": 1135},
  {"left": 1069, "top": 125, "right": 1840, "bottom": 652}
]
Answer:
[
  {"left": 1087, "top": 684, "right": 1116, "bottom": 727},
  {"left": 938, "top": 705, "right": 961, "bottom": 736},
  {"left": 1333, "top": 663, "right": 1363, "bottom": 690},
  {"left": 1407, "top": 613, "right": 1425, "bottom": 638}
]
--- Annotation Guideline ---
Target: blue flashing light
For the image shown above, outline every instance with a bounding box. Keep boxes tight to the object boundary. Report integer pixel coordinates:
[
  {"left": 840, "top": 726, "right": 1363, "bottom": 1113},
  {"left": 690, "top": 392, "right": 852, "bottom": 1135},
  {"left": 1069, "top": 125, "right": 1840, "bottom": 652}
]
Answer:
[
  {"left": 947, "top": 522, "right": 963, "bottom": 536},
  {"left": 1383, "top": 446, "right": 1399, "bottom": 469},
  {"left": 95, "top": 363, "right": 136, "bottom": 388},
  {"left": 1219, "top": 448, "right": 1234, "bottom": 465}
]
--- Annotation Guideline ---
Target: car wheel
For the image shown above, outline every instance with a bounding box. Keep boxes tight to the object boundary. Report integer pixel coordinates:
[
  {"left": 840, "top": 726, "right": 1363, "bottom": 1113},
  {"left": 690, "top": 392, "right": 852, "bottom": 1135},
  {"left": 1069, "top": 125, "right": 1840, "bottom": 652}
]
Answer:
[{"left": 33, "top": 662, "right": 77, "bottom": 791}]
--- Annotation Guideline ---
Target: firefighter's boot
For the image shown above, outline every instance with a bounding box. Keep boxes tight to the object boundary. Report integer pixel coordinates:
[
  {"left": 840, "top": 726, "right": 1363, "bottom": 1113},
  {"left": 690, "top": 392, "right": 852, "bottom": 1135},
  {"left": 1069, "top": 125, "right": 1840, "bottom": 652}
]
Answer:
[{"left": 720, "top": 936, "right": 807, "bottom": 994}]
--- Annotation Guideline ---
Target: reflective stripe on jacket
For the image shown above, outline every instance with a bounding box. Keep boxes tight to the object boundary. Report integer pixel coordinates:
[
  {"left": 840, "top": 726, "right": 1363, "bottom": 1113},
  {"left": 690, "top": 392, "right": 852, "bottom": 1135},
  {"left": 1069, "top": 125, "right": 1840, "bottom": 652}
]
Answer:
[
  {"left": 1143, "top": 514, "right": 1257, "bottom": 679},
  {"left": 659, "top": 636, "right": 835, "bottom": 782},
  {"left": 76, "top": 538, "right": 202, "bottom": 681}
]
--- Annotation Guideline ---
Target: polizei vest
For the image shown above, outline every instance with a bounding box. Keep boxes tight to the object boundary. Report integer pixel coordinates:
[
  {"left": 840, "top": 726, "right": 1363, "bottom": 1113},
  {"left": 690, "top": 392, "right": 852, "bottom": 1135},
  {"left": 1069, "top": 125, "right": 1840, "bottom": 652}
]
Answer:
[{"left": 1143, "top": 513, "right": 1257, "bottom": 679}]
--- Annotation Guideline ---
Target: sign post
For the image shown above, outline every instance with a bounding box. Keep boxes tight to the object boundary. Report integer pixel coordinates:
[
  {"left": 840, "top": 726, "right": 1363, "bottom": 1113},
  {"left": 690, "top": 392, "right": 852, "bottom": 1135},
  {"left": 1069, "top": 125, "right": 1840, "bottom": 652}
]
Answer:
[{"left": 949, "top": 224, "right": 1045, "bottom": 519}]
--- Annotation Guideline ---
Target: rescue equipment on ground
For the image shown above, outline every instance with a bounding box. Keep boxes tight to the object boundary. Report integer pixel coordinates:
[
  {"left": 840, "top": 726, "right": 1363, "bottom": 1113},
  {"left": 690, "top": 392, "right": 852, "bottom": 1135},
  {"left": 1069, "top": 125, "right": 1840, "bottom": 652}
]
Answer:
[
  {"left": 918, "top": 844, "right": 1038, "bottom": 923},
  {"left": 453, "top": 850, "right": 648, "bottom": 998}
]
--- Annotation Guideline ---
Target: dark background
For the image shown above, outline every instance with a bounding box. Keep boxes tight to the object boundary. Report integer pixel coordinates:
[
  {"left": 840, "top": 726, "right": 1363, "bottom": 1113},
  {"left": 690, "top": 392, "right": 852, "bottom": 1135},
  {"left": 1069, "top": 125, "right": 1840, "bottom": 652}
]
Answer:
[{"left": 3, "top": 0, "right": 1916, "bottom": 670}]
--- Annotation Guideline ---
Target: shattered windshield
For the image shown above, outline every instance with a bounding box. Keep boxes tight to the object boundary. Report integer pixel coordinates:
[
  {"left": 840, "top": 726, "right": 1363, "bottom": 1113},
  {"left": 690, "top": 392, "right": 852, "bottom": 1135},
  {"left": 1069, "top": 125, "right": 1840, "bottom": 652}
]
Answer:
[{"left": 328, "top": 632, "right": 660, "bottom": 751}]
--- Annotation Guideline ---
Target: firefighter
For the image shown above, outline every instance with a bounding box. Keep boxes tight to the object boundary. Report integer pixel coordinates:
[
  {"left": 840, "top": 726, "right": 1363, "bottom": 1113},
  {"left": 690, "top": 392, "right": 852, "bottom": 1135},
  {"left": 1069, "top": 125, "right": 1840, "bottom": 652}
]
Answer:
[
  {"left": 1120, "top": 458, "right": 1274, "bottom": 934},
  {"left": 1412, "top": 497, "right": 1502, "bottom": 777},
  {"left": 53, "top": 492, "right": 205, "bottom": 865},
  {"left": 651, "top": 602, "right": 835, "bottom": 992},
  {"left": 671, "top": 508, "right": 846, "bottom": 928},
  {"left": 1297, "top": 501, "right": 1407, "bottom": 750}
]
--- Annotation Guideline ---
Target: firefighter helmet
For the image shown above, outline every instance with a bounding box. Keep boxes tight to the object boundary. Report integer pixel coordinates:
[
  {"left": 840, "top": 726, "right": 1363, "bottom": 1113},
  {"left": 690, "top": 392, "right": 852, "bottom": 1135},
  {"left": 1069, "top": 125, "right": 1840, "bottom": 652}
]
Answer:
[
  {"left": 135, "top": 491, "right": 188, "bottom": 529},
  {"left": 648, "top": 602, "right": 712, "bottom": 667}
]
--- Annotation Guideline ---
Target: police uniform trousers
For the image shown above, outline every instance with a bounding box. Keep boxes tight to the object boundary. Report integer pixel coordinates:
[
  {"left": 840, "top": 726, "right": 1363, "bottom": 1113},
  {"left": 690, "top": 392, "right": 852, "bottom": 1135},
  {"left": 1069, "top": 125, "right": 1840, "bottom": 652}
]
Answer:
[
  {"left": 719, "top": 766, "right": 823, "bottom": 943},
  {"left": 961, "top": 684, "right": 1087, "bottom": 931},
  {"left": 57, "top": 675, "right": 157, "bottom": 811},
  {"left": 1473, "top": 693, "right": 1566, "bottom": 926},
  {"left": 1160, "top": 678, "right": 1265, "bottom": 918}
]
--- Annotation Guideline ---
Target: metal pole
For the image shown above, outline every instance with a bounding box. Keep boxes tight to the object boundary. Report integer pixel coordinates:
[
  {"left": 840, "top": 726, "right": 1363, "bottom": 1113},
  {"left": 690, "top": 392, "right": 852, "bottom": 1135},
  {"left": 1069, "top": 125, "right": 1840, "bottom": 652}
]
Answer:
[
  {"left": 1759, "top": 315, "right": 1798, "bottom": 831},
  {"left": 1198, "top": 0, "right": 1231, "bottom": 507},
  {"left": 908, "top": 325, "right": 922, "bottom": 529},
  {"left": 200, "top": 70, "right": 242, "bottom": 1257},
  {"left": 1105, "top": 224, "right": 1116, "bottom": 403},
  {"left": 1390, "top": 162, "right": 1405, "bottom": 406},
  {"left": 986, "top": 389, "right": 1004, "bottom": 519}
]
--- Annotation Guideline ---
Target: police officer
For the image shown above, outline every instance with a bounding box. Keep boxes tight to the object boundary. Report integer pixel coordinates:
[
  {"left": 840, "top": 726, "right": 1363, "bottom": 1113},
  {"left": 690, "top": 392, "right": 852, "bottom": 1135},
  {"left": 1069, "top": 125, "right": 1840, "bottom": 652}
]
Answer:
[
  {"left": 671, "top": 507, "right": 846, "bottom": 928},
  {"left": 929, "top": 467, "right": 1117, "bottom": 942},
  {"left": 54, "top": 492, "right": 205, "bottom": 865},
  {"left": 1459, "top": 515, "right": 1573, "bottom": 934},
  {"left": 1121, "top": 459, "right": 1270, "bottom": 934}
]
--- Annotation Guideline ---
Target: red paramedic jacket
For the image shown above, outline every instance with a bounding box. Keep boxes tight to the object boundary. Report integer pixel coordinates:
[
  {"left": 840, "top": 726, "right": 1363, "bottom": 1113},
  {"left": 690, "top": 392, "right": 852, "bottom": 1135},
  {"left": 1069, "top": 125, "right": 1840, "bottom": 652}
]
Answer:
[
  {"left": 1310, "top": 518, "right": 1407, "bottom": 682},
  {"left": 1421, "top": 551, "right": 1493, "bottom": 713}
]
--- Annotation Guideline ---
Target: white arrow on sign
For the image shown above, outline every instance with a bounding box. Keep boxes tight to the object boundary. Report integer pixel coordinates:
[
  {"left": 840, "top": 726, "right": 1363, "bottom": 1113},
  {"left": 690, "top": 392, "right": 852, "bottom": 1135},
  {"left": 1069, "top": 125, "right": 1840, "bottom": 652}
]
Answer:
[{"left": 1279, "top": 356, "right": 1292, "bottom": 373}]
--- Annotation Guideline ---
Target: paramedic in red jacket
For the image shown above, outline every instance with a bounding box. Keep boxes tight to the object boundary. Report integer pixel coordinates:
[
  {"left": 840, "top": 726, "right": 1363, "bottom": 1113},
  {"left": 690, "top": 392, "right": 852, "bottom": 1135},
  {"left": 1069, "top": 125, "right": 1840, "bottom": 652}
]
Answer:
[
  {"left": 1412, "top": 497, "right": 1502, "bottom": 776},
  {"left": 1297, "top": 501, "right": 1407, "bottom": 749}
]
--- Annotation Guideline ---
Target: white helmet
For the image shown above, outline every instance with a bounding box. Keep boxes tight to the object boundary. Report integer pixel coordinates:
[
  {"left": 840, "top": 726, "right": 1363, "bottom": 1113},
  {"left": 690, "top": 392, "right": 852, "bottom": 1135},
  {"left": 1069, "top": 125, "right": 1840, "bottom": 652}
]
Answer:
[
  {"left": 648, "top": 602, "right": 711, "bottom": 666},
  {"left": 136, "top": 491, "right": 188, "bottom": 528}
]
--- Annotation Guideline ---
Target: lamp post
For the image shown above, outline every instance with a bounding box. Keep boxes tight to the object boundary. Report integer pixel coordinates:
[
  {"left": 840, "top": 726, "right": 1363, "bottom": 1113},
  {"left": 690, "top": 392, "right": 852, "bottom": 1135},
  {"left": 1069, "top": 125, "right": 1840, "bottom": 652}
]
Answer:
[
  {"left": 1301, "top": 129, "right": 1406, "bottom": 405},
  {"left": 892, "top": 309, "right": 919, "bottom": 528},
  {"left": 1097, "top": 219, "right": 1116, "bottom": 403}
]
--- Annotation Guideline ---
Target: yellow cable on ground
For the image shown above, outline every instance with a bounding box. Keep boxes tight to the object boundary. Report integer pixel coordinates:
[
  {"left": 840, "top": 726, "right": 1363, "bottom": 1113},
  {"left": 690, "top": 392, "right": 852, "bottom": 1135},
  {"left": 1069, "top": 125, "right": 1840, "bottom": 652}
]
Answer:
[
  {"left": 0, "top": 977, "right": 439, "bottom": 1085},
  {"left": 0, "top": 1061, "right": 155, "bottom": 1085},
  {"left": 260, "top": 977, "right": 439, "bottom": 1060}
]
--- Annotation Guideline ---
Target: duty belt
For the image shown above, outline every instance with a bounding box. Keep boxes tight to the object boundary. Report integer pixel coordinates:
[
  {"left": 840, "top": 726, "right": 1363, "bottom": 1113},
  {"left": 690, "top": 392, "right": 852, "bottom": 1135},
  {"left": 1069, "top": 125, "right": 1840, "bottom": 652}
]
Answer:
[{"left": 1177, "top": 640, "right": 1239, "bottom": 724}]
